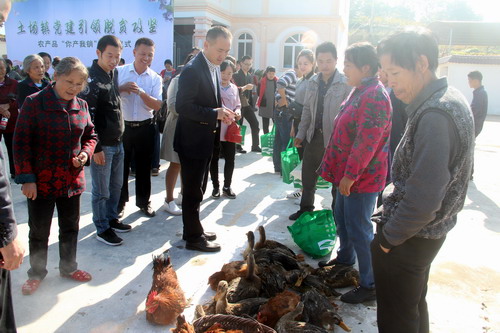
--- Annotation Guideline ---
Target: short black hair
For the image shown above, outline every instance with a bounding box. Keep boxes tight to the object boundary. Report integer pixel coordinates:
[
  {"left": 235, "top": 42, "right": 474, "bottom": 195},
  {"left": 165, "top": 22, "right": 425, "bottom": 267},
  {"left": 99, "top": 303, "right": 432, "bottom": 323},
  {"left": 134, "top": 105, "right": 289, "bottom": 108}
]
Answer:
[
  {"left": 97, "top": 35, "right": 123, "bottom": 53},
  {"left": 468, "top": 70, "right": 483, "bottom": 82},
  {"left": 225, "top": 55, "right": 236, "bottom": 65},
  {"left": 377, "top": 28, "right": 439, "bottom": 72},
  {"left": 5, "top": 58, "right": 12, "bottom": 66},
  {"left": 38, "top": 52, "right": 51, "bottom": 61},
  {"left": 345, "top": 42, "right": 379, "bottom": 76},
  {"left": 316, "top": 42, "right": 337, "bottom": 59},
  {"left": 134, "top": 37, "right": 155, "bottom": 49},
  {"left": 164, "top": 59, "right": 173, "bottom": 66},
  {"left": 220, "top": 60, "right": 236, "bottom": 72},
  {"left": 240, "top": 55, "right": 252, "bottom": 63},
  {"left": 206, "top": 26, "right": 232, "bottom": 43},
  {"left": 264, "top": 66, "right": 276, "bottom": 75},
  {"left": 119, "top": 58, "right": 125, "bottom": 65}
]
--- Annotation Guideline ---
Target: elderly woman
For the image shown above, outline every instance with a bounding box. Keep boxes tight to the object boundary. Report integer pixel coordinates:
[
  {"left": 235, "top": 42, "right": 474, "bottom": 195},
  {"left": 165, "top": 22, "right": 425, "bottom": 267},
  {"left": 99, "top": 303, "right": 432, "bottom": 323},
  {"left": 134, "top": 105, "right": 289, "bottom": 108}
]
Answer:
[
  {"left": 0, "top": 59, "right": 19, "bottom": 178},
  {"left": 373, "top": 29, "right": 474, "bottom": 333},
  {"left": 256, "top": 66, "right": 277, "bottom": 134},
  {"left": 318, "top": 42, "right": 392, "bottom": 304},
  {"left": 17, "top": 54, "right": 50, "bottom": 108},
  {"left": 14, "top": 57, "right": 97, "bottom": 295}
]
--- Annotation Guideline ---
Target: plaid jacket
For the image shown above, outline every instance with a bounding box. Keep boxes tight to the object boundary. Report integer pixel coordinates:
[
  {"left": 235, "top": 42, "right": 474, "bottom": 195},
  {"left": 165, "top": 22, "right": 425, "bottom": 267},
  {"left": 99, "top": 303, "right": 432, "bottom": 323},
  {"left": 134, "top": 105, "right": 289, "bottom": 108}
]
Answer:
[{"left": 13, "top": 84, "right": 97, "bottom": 198}]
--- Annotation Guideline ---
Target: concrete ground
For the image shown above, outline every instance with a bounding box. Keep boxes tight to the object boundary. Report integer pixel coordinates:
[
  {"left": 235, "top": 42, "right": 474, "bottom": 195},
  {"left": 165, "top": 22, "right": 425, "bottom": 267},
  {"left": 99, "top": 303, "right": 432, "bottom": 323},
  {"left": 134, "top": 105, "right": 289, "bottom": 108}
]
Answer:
[{"left": 4, "top": 116, "right": 500, "bottom": 333}]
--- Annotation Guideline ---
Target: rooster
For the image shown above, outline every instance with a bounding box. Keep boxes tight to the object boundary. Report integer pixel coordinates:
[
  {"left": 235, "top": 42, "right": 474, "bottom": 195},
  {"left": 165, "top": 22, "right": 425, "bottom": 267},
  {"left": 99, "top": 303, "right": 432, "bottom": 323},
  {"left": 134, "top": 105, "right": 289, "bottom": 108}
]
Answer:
[{"left": 146, "top": 252, "right": 187, "bottom": 325}]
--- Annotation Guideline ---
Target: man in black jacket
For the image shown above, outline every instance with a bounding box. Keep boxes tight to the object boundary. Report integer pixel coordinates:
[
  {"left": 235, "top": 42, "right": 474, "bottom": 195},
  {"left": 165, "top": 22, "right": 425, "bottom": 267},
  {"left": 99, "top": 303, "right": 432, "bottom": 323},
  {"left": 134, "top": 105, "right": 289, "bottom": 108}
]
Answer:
[
  {"left": 174, "top": 26, "right": 235, "bottom": 252},
  {"left": 80, "top": 35, "right": 131, "bottom": 246},
  {"left": 0, "top": 4, "right": 25, "bottom": 333}
]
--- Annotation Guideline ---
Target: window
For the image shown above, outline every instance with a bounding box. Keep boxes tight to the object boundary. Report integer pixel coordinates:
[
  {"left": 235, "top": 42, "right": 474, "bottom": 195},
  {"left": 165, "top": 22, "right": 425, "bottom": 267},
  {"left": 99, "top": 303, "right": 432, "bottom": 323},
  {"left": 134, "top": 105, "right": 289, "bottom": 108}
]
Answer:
[
  {"left": 238, "top": 33, "right": 253, "bottom": 60},
  {"left": 283, "top": 34, "right": 304, "bottom": 69}
]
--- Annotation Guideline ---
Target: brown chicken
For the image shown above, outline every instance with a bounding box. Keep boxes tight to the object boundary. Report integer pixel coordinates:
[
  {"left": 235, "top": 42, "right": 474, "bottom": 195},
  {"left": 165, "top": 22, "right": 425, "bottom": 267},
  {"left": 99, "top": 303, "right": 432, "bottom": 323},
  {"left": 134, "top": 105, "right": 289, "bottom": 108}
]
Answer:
[
  {"left": 215, "top": 280, "right": 267, "bottom": 316},
  {"left": 208, "top": 260, "right": 248, "bottom": 291},
  {"left": 203, "top": 323, "right": 243, "bottom": 333},
  {"left": 171, "top": 315, "right": 195, "bottom": 333},
  {"left": 145, "top": 253, "right": 187, "bottom": 325},
  {"left": 257, "top": 290, "right": 301, "bottom": 328}
]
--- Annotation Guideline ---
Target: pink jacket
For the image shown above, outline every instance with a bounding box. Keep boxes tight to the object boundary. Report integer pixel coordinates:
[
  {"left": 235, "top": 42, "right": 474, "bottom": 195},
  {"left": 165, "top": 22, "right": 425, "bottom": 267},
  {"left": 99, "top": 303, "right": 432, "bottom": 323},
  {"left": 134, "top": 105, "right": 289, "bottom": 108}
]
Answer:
[{"left": 318, "top": 77, "right": 392, "bottom": 193}]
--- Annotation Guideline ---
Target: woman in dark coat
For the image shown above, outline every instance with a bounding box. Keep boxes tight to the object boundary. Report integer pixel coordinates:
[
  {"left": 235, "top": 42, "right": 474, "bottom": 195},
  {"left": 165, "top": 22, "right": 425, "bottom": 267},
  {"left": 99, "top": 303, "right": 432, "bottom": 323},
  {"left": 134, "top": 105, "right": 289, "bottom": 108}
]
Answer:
[
  {"left": 14, "top": 57, "right": 97, "bottom": 295},
  {"left": 0, "top": 59, "right": 19, "bottom": 178},
  {"left": 16, "top": 54, "right": 49, "bottom": 108}
]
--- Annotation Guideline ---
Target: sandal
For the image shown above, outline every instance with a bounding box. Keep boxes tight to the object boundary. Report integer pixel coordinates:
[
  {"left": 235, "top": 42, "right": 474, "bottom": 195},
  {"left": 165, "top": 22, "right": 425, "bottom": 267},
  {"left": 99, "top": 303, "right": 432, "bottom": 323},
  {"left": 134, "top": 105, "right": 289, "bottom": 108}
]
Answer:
[
  {"left": 61, "top": 270, "right": 92, "bottom": 282},
  {"left": 22, "top": 279, "right": 41, "bottom": 295}
]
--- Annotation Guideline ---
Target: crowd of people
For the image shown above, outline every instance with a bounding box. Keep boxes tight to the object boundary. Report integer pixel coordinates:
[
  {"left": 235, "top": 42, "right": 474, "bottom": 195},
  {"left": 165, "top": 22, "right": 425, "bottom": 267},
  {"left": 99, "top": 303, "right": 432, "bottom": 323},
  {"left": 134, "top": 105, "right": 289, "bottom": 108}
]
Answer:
[{"left": 0, "top": 0, "right": 490, "bottom": 330}]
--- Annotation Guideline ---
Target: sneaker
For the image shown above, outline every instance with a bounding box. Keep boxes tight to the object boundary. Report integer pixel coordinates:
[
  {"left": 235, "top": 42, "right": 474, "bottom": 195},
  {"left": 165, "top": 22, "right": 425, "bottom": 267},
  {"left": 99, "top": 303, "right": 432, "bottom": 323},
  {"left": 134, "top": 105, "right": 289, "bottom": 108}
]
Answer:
[
  {"left": 340, "top": 286, "right": 376, "bottom": 304},
  {"left": 152, "top": 168, "right": 159, "bottom": 176},
  {"left": 251, "top": 146, "right": 262, "bottom": 152},
  {"left": 236, "top": 146, "right": 247, "bottom": 154},
  {"left": 140, "top": 204, "right": 156, "bottom": 217},
  {"left": 175, "top": 193, "right": 183, "bottom": 206},
  {"left": 212, "top": 188, "right": 220, "bottom": 199},
  {"left": 289, "top": 210, "right": 309, "bottom": 221},
  {"left": 162, "top": 200, "right": 182, "bottom": 215},
  {"left": 109, "top": 219, "right": 132, "bottom": 233},
  {"left": 318, "top": 258, "right": 354, "bottom": 268},
  {"left": 96, "top": 228, "right": 123, "bottom": 246},
  {"left": 287, "top": 189, "right": 302, "bottom": 199},
  {"left": 222, "top": 187, "right": 236, "bottom": 199}
]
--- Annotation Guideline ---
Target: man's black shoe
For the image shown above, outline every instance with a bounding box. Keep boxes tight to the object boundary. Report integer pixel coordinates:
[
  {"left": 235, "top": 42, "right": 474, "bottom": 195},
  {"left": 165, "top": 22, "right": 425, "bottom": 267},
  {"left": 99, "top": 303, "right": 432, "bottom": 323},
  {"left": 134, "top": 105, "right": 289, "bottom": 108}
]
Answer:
[
  {"left": 96, "top": 228, "right": 123, "bottom": 246},
  {"left": 251, "top": 146, "right": 262, "bottom": 152},
  {"left": 139, "top": 204, "right": 155, "bottom": 217},
  {"left": 109, "top": 219, "right": 132, "bottom": 233},
  {"left": 212, "top": 188, "right": 220, "bottom": 199},
  {"left": 318, "top": 258, "right": 355, "bottom": 268},
  {"left": 183, "top": 232, "right": 216, "bottom": 241},
  {"left": 289, "top": 210, "right": 309, "bottom": 221},
  {"left": 340, "top": 286, "right": 376, "bottom": 304},
  {"left": 222, "top": 187, "right": 236, "bottom": 199},
  {"left": 117, "top": 203, "right": 125, "bottom": 218},
  {"left": 185, "top": 238, "right": 221, "bottom": 252},
  {"left": 236, "top": 146, "right": 247, "bottom": 154}
]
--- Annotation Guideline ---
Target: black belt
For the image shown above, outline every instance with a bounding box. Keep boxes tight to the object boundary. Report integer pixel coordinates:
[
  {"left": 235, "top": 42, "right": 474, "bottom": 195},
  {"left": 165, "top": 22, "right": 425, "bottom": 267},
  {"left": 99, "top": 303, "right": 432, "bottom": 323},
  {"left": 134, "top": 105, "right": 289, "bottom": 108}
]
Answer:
[{"left": 124, "top": 118, "right": 153, "bottom": 128}]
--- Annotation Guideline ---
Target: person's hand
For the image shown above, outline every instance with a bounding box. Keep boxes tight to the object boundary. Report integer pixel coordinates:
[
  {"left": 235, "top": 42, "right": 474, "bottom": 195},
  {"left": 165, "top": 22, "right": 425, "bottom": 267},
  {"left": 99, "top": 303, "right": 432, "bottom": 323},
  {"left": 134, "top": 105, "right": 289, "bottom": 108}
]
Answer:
[
  {"left": 120, "top": 82, "right": 140, "bottom": 94},
  {"left": 380, "top": 244, "right": 390, "bottom": 253},
  {"left": 235, "top": 112, "right": 242, "bottom": 121},
  {"left": 0, "top": 104, "right": 10, "bottom": 118},
  {"left": 244, "top": 83, "right": 254, "bottom": 91},
  {"left": 294, "top": 137, "right": 303, "bottom": 148},
  {"left": 72, "top": 152, "right": 88, "bottom": 168},
  {"left": 93, "top": 151, "right": 105, "bottom": 166},
  {"left": 22, "top": 182, "right": 37, "bottom": 200},
  {"left": 290, "top": 126, "right": 295, "bottom": 137},
  {"left": 0, "top": 237, "right": 25, "bottom": 271},
  {"left": 216, "top": 107, "right": 236, "bottom": 125},
  {"left": 339, "top": 176, "right": 355, "bottom": 196},
  {"left": 278, "top": 98, "right": 288, "bottom": 108}
]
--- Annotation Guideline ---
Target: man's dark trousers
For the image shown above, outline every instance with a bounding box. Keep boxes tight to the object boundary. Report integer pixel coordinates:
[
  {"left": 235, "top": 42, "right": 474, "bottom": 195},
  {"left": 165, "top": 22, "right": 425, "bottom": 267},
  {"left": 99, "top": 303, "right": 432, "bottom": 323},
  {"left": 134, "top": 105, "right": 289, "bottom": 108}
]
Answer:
[
  {"left": 372, "top": 233, "right": 446, "bottom": 333},
  {"left": 239, "top": 106, "right": 260, "bottom": 149},
  {"left": 179, "top": 153, "right": 211, "bottom": 242},
  {"left": 300, "top": 129, "right": 325, "bottom": 211},
  {"left": 120, "top": 122, "right": 155, "bottom": 208}
]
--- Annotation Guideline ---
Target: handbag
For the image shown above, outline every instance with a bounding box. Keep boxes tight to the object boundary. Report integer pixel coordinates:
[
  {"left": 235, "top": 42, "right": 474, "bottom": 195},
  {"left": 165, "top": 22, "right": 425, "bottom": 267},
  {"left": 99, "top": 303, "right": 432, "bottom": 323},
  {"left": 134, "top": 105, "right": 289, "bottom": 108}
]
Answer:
[
  {"left": 155, "top": 100, "right": 168, "bottom": 134},
  {"left": 280, "top": 139, "right": 300, "bottom": 184},
  {"left": 240, "top": 124, "right": 247, "bottom": 145},
  {"left": 260, "top": 125, "right": 275, "bottom": 156},
  {"left": 288, "top": 100, "right": 304, "bottom": 119},
  {"left": 225, "top": 122, "right": 243, "bottom": 144},
  {"left": 287, "top": 209, "right": 337, "bottom": 258}
]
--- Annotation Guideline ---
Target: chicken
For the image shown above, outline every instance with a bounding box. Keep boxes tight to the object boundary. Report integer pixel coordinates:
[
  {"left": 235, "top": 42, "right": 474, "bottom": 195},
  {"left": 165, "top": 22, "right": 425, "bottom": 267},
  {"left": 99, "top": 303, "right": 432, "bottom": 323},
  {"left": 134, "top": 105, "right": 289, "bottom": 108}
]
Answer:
[
  {"left": 257, "top": 290, "right": 301, "bottom": 328},
  {"left": 301, "top": 289, "right": 351, "bottom": 332},
  {"left": 208, "top": 260, "right": 248, "bottom": 291},
  {"left": 227, "top": 234, "right": 262, "bottom": 302},
  {"left": 275, "top": 302, "right": 329, "bottom": 333},
  {"left": 171, "top": 315, "right": 195, "bottom": 333},
  {"left": 145, "top": 253, "right": 187, "bottom": 326},
  {"left": 215, "top": 280, "right": 267, "bottom": 317},
  {"left": 203, "top": 323, "right": 243, "bottom": 333}
]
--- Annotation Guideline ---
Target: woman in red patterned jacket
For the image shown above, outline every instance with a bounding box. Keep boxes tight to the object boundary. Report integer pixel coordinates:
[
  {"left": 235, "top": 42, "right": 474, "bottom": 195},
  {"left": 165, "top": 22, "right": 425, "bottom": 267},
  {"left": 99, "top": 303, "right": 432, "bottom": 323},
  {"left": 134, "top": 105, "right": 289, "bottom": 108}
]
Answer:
[
  {"left": 13, "top": 57, "right": 97, "bottom": 295},
  {"left": 318, "top": 42, "right": 392, "bottom": 304},
  {"left": 0, "top": 58, "right": 19, "bottom": 179}
]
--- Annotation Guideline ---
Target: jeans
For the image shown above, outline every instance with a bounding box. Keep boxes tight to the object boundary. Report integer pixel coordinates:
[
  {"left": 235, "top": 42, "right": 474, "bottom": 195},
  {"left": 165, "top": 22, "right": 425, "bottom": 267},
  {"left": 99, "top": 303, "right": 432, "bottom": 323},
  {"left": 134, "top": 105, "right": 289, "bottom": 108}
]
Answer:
[
  {"left": 334, "top": 191, "right": 378, "bottom": 289},
  {"left": 27, "top": 195, "right": 81, "bottom": 280},
  {"left": 272, "top": 108, "right": 292, "bottom": 172},
  {"left": 299, "top": 129, "right": 324, "bottom": 211},
  {"left": 91, "top": 144, "right": 124, "bottom": 234},
  {"left": 372, "top": 232, "right": 445, "bottom": 333},
  {"left": 210, "top": 140, "right": 236, "bottom": 189}
]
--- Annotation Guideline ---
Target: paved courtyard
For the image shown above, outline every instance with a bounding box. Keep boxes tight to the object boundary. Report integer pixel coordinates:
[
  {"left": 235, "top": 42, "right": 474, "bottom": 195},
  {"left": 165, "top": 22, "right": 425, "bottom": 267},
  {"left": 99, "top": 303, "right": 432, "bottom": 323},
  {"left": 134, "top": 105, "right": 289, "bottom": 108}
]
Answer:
[{"left": 4, "top": 117, "right": 500, "bottom": 333}]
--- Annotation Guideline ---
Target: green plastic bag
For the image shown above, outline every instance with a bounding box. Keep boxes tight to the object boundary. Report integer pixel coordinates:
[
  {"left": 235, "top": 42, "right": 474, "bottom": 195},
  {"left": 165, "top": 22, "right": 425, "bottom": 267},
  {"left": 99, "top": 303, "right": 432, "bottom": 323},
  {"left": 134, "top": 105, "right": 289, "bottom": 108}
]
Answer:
[
  {"left": 260, "top": 125, "right": 275, "bottom": 156},
  {"left": 281, "top": 139, "right": 300, "bottom": 184},
  {"left": 240, "top": 125, "right": 247, "bottom": 145},
  {"left": 291, "top": 161, "right": 332, "bottom": 189},
  {"left": 287, "top": 209, "right": 337, "bottom": 258}
]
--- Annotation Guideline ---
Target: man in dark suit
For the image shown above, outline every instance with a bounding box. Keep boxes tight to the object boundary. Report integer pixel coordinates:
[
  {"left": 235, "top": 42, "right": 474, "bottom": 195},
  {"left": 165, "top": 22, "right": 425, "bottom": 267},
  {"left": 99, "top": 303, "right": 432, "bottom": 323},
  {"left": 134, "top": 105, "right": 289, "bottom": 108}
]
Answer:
[{"left": 174, "top": 26, "right": 235, "bottom": 252}]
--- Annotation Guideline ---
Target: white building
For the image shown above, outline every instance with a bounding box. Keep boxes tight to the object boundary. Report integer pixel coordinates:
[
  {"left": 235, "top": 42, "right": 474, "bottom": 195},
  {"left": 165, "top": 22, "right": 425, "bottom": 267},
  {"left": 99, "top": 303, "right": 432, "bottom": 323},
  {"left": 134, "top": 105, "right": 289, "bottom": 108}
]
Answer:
[
  {"left": 438, "top": 55, "right": 500, "bottom": 115},
  {"left": 173, "top": 0, "right": 350, "bottom": 73}
]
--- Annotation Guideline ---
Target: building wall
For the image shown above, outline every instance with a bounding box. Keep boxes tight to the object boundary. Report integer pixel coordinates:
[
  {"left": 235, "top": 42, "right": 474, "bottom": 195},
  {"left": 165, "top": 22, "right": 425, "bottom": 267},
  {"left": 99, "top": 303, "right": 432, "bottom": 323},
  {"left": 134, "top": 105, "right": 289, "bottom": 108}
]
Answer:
[{"left": 439, "top": 62, "right": 500, "bottom": 115}]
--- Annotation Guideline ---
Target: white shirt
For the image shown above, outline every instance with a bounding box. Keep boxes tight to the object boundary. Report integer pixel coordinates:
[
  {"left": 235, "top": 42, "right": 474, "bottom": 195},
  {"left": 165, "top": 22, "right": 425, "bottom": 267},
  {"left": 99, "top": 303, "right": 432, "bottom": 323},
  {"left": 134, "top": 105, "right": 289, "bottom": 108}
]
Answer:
[
  {"left": 116, "top": 63, "right": 162, "bottom": 121},
  {"left": 201, "top": 51, "right": 220, "bottom": 103}
]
